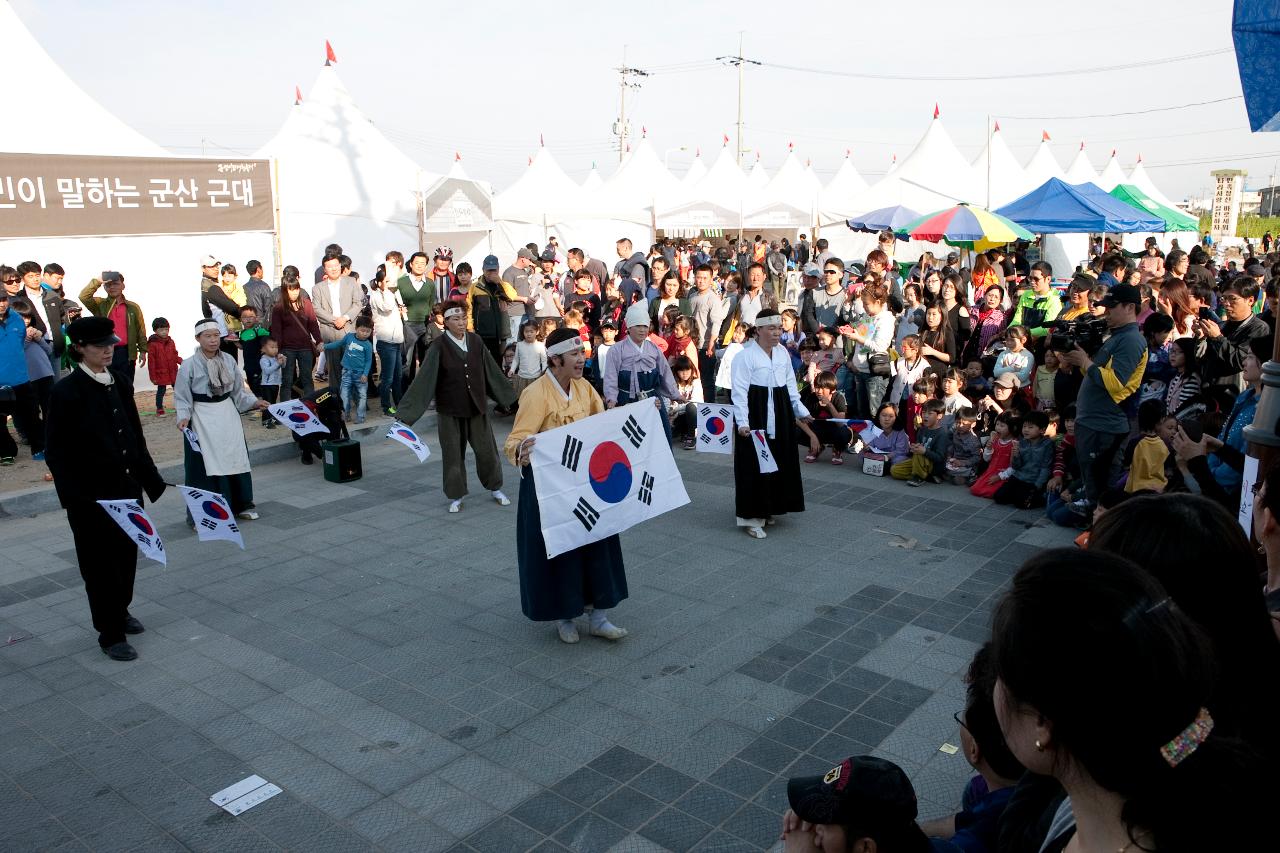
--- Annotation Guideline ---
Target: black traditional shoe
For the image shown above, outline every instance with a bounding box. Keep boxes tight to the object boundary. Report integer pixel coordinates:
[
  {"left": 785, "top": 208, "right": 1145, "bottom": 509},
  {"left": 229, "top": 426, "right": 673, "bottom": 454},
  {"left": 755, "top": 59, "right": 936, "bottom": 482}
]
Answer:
[
  {"left": 124, "top": 616, "right": 145, "bottom": 635},
  {"left": 101, "top": 642, "right": 138, "bottom": 661},
  {"left": 301, "top": 451, "right": 313, "bottom": 465}
]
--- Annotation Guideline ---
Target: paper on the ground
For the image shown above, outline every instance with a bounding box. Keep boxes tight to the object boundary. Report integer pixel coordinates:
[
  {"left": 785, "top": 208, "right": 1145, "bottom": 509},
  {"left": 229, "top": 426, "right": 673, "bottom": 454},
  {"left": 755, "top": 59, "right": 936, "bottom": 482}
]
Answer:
[
  {"left": 695, "top": 404, "right": 734, "bottom": 454},
  {"left": 751, "top": 430, "right": 778, "bottom": 473},
  {"left": 182, "top": 427, "right": 202, "bottom": 453},
  {"left": 530, "top": 400, "right": 690, "bottom": 558},
  {"left": 1239, "top": 455, "right": 1260, "bottom": 536},
  {"left": 266, "top": 400, "right": 329, "bottom": 436},
  {"left": 179, "top": 486, "right": 244, "bottom": 549},
  {"left": 386, "top": 421, "right": 430, "bottom": 462},
  {"left": 96, "top": 499, "right": 166, "bottom": 565},
  {"left": 210, "top": 775, "right": 281, "bottom": 815}
]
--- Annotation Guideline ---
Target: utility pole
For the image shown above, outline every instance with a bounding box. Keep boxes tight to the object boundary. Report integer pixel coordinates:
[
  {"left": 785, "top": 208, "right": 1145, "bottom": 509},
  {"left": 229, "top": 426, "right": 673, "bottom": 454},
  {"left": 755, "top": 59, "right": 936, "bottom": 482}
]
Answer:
[
  {"left": 717, "top": 33, "right": 760, "bottom": 167},
  {"left": 614, "top": 47, "right": 648, "bottom": 163}
]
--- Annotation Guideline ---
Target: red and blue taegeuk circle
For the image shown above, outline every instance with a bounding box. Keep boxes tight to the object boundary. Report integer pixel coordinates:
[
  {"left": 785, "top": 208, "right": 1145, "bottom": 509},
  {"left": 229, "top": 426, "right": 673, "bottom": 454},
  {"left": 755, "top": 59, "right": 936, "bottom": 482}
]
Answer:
[
  {"left": 127, "top": 512, "right": 153, "bottom": 535},
  {"left": 288, "top": 412, "right": 311, "bottom": 424},
  {"left": 201, "top": 500, "right": 230, "bottom": 521},
  {"left": 395, "top": 429, "right": 417, "bottom": 442},
  {"left": 706, "top": 416, "right": 726, "bottom": 435},
  {"left": 588, "top": 441, "right": 632, "bottom": 504}
]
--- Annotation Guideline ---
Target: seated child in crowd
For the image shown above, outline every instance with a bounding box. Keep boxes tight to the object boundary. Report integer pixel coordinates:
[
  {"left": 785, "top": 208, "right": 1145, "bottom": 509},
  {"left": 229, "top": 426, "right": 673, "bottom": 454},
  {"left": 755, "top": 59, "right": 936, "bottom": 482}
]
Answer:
[
  {"left": 1125, "top": 399, "right": 1173, "bottom": 493},
  {"left": 992, "top": 410, "right": 1053, "bottom": 508},
  {"left": 888, "top": 334, "right": 930, "bottom": 412},
  {"left": 944, "top": 406, "right": 983, "bottom": 485},
  {"left": 857, "top": 402, "right": 909, "bottom": 471},
  {"left": 891, "top": 398, "right": 950, "bottom": 486},
  {"left": 798, "top": 370, "right": 850, "bottom": 465},
  {"left": 992, "top": 325, "right": 1033, "bottom": 387},
  {"left": 669, "top": 355, "right": 703, "bottom": 449},
  {"left": 962, "top": 360, "right": 991, "bottom": 402},
  {"left": 903, "top": 378, "right": 932, "bottom": 441},
  {"left": 1045, "top": 407, "right": 1085, "bottom": 528},
  {"left": 939, "top": 367, "right": 968, "bottom": 426},
  {"left": 977, "top": 374, "right": 1029, "bottom": 437},
  {"left": 971, "top": 412, "right": 1020, "bottom": 498},
  {"left": 804, "top": 325, "right": 845, "bottom": 385},
  {"left": 1031, "top": 349, "right": 1058, "bottom": 411}
]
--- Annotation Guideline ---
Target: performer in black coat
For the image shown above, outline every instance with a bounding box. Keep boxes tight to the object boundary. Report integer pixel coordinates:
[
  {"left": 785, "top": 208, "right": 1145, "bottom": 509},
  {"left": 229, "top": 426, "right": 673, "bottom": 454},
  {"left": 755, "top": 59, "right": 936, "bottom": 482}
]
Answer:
[{"left": 45, "top": 317, "right": 166, "bottom": 661}]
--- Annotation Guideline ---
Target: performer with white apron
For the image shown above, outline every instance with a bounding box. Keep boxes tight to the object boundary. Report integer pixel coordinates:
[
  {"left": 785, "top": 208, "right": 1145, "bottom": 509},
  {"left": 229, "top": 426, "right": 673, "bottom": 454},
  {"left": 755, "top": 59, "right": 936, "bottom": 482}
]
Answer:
[{"left": 175, "top": 319, "right": 269, "bottom": 521}]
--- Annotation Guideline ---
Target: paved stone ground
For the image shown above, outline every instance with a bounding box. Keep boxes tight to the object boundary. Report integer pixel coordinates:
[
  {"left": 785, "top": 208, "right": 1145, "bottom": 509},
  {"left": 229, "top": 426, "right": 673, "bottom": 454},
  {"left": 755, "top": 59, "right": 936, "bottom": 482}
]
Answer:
[{"left": 0, "top": 421, "right": 1074, "bottom": 852}]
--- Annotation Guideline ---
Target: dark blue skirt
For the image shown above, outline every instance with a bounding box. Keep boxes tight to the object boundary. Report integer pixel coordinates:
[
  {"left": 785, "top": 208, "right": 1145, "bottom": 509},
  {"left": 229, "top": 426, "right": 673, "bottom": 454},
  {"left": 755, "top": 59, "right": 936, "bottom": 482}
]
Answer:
[{"left": 517, "top": 466, "right": 628, "bottom": 621}]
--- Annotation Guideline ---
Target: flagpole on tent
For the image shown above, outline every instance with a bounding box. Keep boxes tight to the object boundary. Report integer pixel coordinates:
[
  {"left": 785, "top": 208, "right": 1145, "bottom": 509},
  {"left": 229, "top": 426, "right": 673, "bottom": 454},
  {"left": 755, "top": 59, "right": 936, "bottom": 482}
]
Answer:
[
  {"left": 271, "top": 159, "right": 283, "bottom": 282},
  {"left": 986, "top": 114, "right": 992, "bottom": 211},
  {"left": 416, "top": 169, "right": 427, "bottom": 255}
]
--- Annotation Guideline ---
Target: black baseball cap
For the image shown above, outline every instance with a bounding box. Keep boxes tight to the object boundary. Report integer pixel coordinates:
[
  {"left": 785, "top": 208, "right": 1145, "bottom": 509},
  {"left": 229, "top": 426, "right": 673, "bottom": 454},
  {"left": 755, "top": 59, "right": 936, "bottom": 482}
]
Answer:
[
  {"left": 67, "top": 316, "right": 120, "bottom": 347},
  {"left": 787, "top": 756, "right": 930, "bottom": 850},
  {"left": 1099, "top": 283, "right": 1142, "bottom": 308}
]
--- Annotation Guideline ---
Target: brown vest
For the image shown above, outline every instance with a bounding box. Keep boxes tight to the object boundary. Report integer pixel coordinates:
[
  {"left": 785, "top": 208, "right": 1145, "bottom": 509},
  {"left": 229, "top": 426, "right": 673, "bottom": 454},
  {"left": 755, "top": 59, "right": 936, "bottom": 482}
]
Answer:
[{"left": 434, "top": 333, "right": 486, "bottom": 417}]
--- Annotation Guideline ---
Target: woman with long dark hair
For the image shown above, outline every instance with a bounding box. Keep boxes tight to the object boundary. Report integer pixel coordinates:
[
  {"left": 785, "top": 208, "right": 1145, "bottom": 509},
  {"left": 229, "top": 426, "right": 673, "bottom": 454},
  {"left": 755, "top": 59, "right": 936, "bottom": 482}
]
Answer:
[{"left": 268, "top": 265, "right": 321, "bottom": 401}]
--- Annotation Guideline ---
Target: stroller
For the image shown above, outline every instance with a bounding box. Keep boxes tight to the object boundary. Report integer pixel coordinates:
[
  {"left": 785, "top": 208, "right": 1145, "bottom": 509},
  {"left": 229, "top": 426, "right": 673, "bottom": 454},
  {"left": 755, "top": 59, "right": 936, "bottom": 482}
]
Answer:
[{"left": 293, "top": 387, "right": 348, "bottom": 466}]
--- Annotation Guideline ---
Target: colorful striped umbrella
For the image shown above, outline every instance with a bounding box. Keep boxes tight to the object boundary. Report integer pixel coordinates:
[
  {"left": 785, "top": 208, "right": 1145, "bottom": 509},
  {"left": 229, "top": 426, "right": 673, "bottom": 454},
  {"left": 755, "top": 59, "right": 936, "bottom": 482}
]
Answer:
[{"left": 899, "top": 203, "right": 1033, "bottom": 251}]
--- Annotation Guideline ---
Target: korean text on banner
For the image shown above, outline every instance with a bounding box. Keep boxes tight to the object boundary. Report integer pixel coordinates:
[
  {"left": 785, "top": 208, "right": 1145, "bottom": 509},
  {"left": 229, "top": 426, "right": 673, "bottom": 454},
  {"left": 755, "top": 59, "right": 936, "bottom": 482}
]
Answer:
[
  {"left": 96, "top": 499, "right": 166, "bottom": 565},
  {"left": 530, "top": 400, "right": 690, "bottom": 559}
]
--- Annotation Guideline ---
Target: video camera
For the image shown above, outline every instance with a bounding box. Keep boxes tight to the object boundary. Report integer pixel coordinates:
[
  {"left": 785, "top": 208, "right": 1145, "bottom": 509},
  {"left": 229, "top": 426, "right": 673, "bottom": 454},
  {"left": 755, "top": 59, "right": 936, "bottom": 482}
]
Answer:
[{"left": 1047, "top": 316, "right": 1108, "bottom": 355}]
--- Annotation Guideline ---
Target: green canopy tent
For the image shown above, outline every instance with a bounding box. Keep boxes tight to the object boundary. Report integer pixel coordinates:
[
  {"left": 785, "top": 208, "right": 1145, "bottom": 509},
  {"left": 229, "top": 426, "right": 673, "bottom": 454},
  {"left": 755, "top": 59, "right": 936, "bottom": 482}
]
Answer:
[{"left": 1108, "top": 184, "right": 1199, "bottom": 233}]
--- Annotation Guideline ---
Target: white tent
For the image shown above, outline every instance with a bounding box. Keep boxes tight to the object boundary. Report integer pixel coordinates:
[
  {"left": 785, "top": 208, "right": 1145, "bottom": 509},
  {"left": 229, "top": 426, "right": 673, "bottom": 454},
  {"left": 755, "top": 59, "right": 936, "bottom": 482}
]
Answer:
[
  {"left": 747, "top": 157, "right": 770, "bottom": 192},
  {"left": 421, "top": 157, "right": 494, "bottom": 269},
  {"left": 1124, "top": 157, "right": 1198, "bottom": 254},
  {"left": 0, "top": 1, "right": 272, "bottom": 383},
  {"left": 681, "top": 153, "right": 708, "bottom": 186},
  {"left": 1064, "top": 143, "right": 1100, "bottom": 186},
  {"left": 971, "top": 124, "right": 1031, "bottom": 209},
  {"left": 817, "top": 154, "right": 870, "bottom": 226},
  {"left": 1023, "top": 136, "right": 1066, "bottom": 189},
  {"left": 256, "top": 64, "right": 439, "bottom": 278},
  {"left": 745, "top": 151, "right": 819, "bottom": 230},
  {"left": 655, "top": 143, "right": 747, "bottom": 235},
  {"left": 844, "top": 113, "right": 983, "bottom": 216},
  {"left": 1096, "top": 152, "right": 1127, "bottom": 192},
  {"left": 599, "top": 138, "right": 680, "bottom": 219},
  {"left": 581, "top": 165, "right": 604, "bottom": 193},
  {"left": 1128, "top": 158, "right": 1182, "bottom": 210}
]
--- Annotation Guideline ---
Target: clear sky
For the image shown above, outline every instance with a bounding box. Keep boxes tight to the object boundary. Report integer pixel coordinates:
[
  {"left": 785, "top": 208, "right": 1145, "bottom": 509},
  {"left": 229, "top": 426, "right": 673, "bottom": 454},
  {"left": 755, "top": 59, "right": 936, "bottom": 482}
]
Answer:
[{"left": 12, "top": 0, "right": 1279, "bottom": 201}]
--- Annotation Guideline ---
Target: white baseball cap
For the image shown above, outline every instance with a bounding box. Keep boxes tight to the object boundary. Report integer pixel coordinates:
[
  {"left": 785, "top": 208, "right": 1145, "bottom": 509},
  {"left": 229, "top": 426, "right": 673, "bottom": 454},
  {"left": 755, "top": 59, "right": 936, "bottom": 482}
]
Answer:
[{"left": 200, "top": 255, "right": 219, "bottom": 267}]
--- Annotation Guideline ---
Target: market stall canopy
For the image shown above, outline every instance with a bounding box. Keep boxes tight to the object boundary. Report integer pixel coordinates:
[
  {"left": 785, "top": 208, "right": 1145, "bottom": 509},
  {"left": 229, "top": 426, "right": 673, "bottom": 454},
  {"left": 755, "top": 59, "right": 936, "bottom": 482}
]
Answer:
[
  {"left": 655, "top": 143, "right": 747, "bottom": 231},
  {"left": 745, "top": 151, "right": 821, "bottom": 228},
  {"left": 1108, "top": 184, "right": 1199, "bottom": 233},
  {"left": 1064, "top": 144, "right": 1100, "bottom": 186},
  {"left": 971, "top": 124, "right": 1031, "bottom": 209},
  {"left": 846, "top": 112, "right": 983, "bottom": 216},
  {"left": 818, "top": 153, "right": 870, "bottom": 225},
  {"left": 997, "top": 177, "right": 1166, "bottom": 233},
  {"left": 1022, "top": 136, "right": 1066, "bottom": 189},
  {"left": 422, "top": 156, "right": 494, "bottom": 234},
  {"left": 1096, "top": 152, "right": 1128, "bottom": 192},
  {"left": 492, "top": 145, "right": 588, "bottom": 224},
  {"left": 1, "top": 2, "right": 166, "bottom": 156},
  {"left": 1232, "top": 0, "right": 1280, "bottom": 131}
]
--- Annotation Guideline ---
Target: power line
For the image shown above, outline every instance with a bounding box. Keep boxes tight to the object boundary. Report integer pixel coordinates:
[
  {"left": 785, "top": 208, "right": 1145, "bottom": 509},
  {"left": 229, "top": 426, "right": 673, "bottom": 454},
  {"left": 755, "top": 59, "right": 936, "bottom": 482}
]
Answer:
[
  {"left": 755, "top": 47, "right": 1232, "bottom": 82},
  {"left": 1142, "top": 150, "right": 1280, "bottom": 170},
  {"left": 999, "top": 96, "right": 1243, "bottom": 121}
]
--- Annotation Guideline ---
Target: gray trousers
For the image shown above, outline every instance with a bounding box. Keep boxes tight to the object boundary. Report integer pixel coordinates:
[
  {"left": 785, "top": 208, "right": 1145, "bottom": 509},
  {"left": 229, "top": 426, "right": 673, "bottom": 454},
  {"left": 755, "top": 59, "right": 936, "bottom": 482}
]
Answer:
[{"left": 438, "top": 412, "right": 503, "bottom": 500}]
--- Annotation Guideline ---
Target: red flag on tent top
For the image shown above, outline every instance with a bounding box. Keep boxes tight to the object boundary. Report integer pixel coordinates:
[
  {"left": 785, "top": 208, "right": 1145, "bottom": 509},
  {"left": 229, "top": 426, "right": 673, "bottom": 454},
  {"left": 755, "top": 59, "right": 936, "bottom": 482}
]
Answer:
[
  {"left": 695, "top": 146, "right": 700, "bottom": 157},
  {"left": 1041, "top": 130, "right": 1050, "bottom": 142},
  {"left": 454, "top": 151, "right": 461, "bottom": 162},
  {"left": 845, "top": 148, "right": 851, "bottom": 157},
  {"left": 933, "top": 104, "right": 940, "bottom": 119},
  {"left": 294, "top": 85, "right": 302, "bottom": 105},
  {"left": 805, "top": 157, "right": 811, "bottom": 167},
  {"left": 1079, "top": 141, "right": 1085, "bottom": 150},
  {"left": 528, "top": 155, "right": 533, "bottom": 166},
  {"left": 1137, "top": 153, "right": 1143, "bottom": 163},
  {"left": 641, "top": 125, "right": 647, "bottom": 138},
  {"left": 325, "top": 40, "right": 336, "bottom": 64},
  {"left": 722, "top": 133, "right": 729, "bottom": 146},
  {"left": 539, "top": 133, "right": 545, "bottom": 147},
  {"left": 788, "top": 141, "right": 794, "bottom": 151},
  {"left": 1110, "top": 148, "right": 1116, "bottom": 157},
  {"left": 994, "top": 120, "right": 1001, "bottom": 132}
]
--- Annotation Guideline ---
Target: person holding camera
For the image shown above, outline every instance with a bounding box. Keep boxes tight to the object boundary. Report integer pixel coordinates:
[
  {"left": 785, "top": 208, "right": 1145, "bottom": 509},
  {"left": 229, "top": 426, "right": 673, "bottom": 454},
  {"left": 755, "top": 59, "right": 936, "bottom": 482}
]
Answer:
[{"left": 1057, "top": 283, "right": 1147, "bottom": 515}]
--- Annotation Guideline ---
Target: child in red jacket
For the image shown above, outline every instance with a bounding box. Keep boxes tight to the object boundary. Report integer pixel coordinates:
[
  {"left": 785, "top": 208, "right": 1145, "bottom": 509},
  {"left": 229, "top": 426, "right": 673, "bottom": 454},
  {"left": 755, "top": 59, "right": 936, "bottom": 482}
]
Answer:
[{"left": 146, "top": 317, "right": 182, "bottom": 415}]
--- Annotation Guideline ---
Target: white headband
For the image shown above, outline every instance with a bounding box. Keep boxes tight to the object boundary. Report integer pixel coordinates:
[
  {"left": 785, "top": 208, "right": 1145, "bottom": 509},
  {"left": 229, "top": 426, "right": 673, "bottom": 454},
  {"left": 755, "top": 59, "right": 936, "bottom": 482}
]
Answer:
[
  {"left": 754, "top": 314, "right": 783, "bottom": 328},
  {"left": 546, "top": 337, "right": 585, "bottom": 357},
  {"left": 194, "top": 319, "right": 219, "bottom": 336},
  {"left": 443, "top": 306, "right": 465, "bottom": 319}
]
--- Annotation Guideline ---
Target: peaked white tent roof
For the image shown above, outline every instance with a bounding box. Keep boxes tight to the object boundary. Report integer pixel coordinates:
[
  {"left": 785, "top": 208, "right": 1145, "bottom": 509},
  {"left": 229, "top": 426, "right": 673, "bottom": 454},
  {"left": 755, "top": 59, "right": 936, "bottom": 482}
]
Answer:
[
  {"left": 747, "top": 158, "right": 770, "bottom": 191},
  {"left": 492, "top": 145, "right": 587, "bottom": 224},
  {"left": 1096, "top": 152, "right": 1128, "bottom": 192},
  {"left": 746, "top": 151, "right": 820, "bottom": 227},
  {"left": 817, "top": 155, "right": 871, "bottom": 225},
  {"left": 581, "top": 165, "right": 604, "bottom": 192},
  {"left": 1064, "top": 144, "right": 1100, "bottom": 186},
  {"left": 682, "top": 154, "right": 708, "bottom": 185},
  {"left": 847, "top": 114, "right": 983, "bottom": 215},
  {"left": 1127, "top": 159, "right": 1182, "bottom": 211},
  {"left": 656, "top": 144, "right": 746, "bottom": 230},
  {"left": 971, "top": 125, "right": 1030, "bottom": 209},
  {"left": 2, "top": 2, "right": 166, "bottom": 156},
  {"left": 256, "top": 64, "right": 439, "bottom": 272},
  {"left": 601, "top": 138, "right": 680, "bottom": 213},
  {"left": 1023, "top": 138, "right": 1066, "bottom": 189}
]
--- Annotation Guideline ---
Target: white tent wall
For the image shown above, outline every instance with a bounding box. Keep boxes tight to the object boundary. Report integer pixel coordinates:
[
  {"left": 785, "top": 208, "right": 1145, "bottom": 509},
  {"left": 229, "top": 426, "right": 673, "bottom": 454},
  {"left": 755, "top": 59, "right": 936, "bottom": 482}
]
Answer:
[
  {"left": 489, "top": 219, "right": 651, "bottom": 269},
  {"left": 1040, "top": 233, "right": 1090, "bottom": 280},
  {"left": 0, "top": 230, "right": 274, "bottom": 388}
]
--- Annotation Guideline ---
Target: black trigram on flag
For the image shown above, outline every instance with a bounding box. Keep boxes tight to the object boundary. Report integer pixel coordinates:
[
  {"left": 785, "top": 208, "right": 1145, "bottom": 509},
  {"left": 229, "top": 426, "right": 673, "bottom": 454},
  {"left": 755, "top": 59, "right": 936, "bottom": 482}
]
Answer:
[
  {"left": 200, "top": 518, "right": 218, "bottom": 531},
  {"left": 638, "top": 472, "right": 655, "bottom": 506},
  {"left": 561, "top": 434, "right": 584, "bottom": 471},
  {"left": 700, "top": 432, "right": 731, "bottom": 447},
  {"left": 573, "top": 496, "right": 600, "bottom": 531},
  {"left": 622, "top": 415, "right": 646, "bottom": 448}
]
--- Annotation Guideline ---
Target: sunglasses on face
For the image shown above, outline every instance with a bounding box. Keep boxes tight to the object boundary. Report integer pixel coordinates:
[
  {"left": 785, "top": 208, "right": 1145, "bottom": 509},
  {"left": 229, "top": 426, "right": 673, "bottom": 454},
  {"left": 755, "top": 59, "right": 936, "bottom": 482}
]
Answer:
[{"left": 824, "top": 270, "right": 840, "bottom": 275}]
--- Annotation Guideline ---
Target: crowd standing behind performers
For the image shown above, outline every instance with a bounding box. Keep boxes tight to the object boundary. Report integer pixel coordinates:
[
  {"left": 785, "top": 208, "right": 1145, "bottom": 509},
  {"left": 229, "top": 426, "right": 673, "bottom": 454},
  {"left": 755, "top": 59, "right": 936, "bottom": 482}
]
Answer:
[{"left": 8, "top": 230, "right": 1280, "bottom": 850}]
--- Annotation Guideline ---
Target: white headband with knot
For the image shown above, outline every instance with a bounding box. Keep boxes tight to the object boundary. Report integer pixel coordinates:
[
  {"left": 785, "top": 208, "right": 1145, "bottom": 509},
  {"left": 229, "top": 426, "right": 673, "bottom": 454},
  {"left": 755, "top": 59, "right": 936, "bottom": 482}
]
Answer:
[
  {"left": 194, "top": 319, "right": 219, "bottom": 336},
  {"left": 443, "top": 306, "right": 465, "bottom": 319},
  {"left": 547, "top": 337, "right": 585, "bottom": 358},
  {"left": 754, "top": 314, "right": 783, "bottom": 328}
]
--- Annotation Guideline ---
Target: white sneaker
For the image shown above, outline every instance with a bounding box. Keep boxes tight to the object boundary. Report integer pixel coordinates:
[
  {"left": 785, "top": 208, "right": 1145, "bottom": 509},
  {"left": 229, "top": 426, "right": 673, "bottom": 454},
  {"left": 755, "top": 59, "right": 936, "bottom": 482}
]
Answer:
[
  {"left": 557, "top": 621, "right": 580, "bottom": 644},
  {"left": 746, "top": 526, "right": 767, "bottom": 539},
  {"left": 448, "top": 500, "right": 462, "bottom": 513},
  {"left": 236, "top": 509, "right": 260, "bottom": 521},
  {"left": 492, "top": 490, "right": 511, "bottom": 506}
]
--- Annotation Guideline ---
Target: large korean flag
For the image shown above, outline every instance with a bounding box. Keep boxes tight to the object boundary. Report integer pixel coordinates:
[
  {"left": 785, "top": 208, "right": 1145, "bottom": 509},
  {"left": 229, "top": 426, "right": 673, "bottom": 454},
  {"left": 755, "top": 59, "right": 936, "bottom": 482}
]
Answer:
[{"left": 531, "top": 400, "right": 690, "bottom": 558}]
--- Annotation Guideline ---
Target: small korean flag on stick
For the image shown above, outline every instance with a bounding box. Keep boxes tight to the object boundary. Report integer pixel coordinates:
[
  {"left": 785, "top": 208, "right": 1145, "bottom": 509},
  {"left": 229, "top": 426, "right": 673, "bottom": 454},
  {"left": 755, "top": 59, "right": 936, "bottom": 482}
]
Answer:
[
  {"left": 387, "top": 421, "right": 430, "bottom": 463},
  {"left": 182, "top": 427, "right": 202, "bottom": 454},
  {"left": 96, "top": 500, "right": 167, "bottom": 565},
  {"left": 179, "top": 487, "right": 244, "bottom": 549},
  {"left": 267, "top": 400, "right": 329, "bottom": 436},
  {"left": 751, "top": 430, "right": 779, "bottom": 474},
  {"left": 696, "top": 404, "right": 734, "bottom": 454}
]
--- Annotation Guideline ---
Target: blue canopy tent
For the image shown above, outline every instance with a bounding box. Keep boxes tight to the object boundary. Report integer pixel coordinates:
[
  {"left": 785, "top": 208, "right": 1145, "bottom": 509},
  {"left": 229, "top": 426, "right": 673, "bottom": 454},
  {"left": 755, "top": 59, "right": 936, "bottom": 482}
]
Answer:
[
  {"left": 995, "top": 178, "right": 1165, "bottom": 233},
  {"left": 1233, "top": 1, "right": 1280, "bottom": 131}
]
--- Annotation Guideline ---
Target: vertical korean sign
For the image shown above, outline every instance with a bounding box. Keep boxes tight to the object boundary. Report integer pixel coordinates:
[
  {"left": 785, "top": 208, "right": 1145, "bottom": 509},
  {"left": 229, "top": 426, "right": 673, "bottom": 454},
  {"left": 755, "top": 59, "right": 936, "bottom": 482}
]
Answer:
[{"left": 0, "top": 153, "right": 274, "bottom": 238}]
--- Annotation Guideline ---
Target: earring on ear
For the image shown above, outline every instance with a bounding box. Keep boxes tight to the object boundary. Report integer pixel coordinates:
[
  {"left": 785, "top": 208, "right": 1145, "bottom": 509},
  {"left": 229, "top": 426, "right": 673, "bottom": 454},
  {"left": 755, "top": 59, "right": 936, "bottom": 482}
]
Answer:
[{"left": 1035, "top": 739, "right": 1045, "bottom": 752}]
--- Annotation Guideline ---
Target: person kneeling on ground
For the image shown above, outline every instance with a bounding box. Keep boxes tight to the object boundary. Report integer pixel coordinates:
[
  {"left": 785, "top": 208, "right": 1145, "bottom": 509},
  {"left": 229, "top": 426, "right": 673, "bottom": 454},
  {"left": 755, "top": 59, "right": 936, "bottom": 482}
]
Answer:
[{"left": 798, "top": 369, "right": 851, "bottom": 464}]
